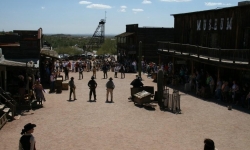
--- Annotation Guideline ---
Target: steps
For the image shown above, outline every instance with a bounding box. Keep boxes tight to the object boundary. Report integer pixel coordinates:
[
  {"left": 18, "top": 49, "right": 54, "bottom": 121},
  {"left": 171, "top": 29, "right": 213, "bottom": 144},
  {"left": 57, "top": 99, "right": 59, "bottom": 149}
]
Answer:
[
  {"left": 0, "top": 88, "right": 18, "bottom": 129},
  {"left": 0, "top": 104, "right": 8, "bottom": 129},
  {"left": 3, "top": 108, "right": 10, "bottom": 113},
  {"left": 0, "top": 104, "right": 5, "bottom": 110},
  {"left": 0, "top": 113, "right": 7, "bottom": 129}
]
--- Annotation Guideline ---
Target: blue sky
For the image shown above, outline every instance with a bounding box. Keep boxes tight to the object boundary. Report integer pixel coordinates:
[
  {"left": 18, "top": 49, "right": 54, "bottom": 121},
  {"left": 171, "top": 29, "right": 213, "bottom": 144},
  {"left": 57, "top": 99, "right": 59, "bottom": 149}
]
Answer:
[{"left": 0, "top": 0, "right": 239, "bottom": 35}]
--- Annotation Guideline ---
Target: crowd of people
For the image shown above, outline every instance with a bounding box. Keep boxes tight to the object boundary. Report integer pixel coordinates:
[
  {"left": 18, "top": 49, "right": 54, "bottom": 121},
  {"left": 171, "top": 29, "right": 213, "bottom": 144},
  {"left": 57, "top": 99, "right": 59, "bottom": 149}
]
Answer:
[
  {"left": 154, "top": 61, "right": 250, "bottom": 111},
  {"left": 17, "top": 56, "right": 228, "bottom": 150}
]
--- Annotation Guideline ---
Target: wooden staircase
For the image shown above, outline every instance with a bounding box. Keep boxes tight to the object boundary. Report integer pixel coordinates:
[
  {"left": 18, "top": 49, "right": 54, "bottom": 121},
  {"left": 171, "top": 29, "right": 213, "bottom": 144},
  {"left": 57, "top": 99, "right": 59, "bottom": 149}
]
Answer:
[
  {"left": 0, "top": 104, "right": 8, "bottom": 129},
  {"left": 0, "top": 87, "right": 18, "bottom": 129}
]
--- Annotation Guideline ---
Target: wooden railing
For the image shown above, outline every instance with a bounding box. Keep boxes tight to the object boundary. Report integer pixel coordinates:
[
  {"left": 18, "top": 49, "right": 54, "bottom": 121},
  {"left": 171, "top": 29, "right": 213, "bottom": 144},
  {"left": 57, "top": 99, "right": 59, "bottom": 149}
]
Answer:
[
  {"left": 158, "top": 42, "right": 250, "bottom": 64},
  {"left": 117, "top": 43, "right": 137, "bottom": 50}
]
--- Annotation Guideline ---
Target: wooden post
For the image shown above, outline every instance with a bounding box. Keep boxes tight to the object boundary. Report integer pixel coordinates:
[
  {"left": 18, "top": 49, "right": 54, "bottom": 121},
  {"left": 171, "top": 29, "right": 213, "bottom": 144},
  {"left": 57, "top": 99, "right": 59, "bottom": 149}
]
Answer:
[
  {"left": 249, "top": 48, "right": 250, "bottom": 65},
  {"left": 197, "top": 46, "right": 200, "bottom": 58},
  {"left": 217, "top": 67, "right": 220, "bottom": 80},
  {"left": 172, "top": 57, "right": 175, "bottom": 74},
  {"left": 168, "top": 42, "right": 170, "bottom": 53},
  {"left": 180, "top": 43, "right": 183, "bottom": 54},
  {"left": 159, "top": 55, "right": 161, "bottom": 66},
  {"left": 219, "top": 48, "right": 221, "bottom": 62},
  {"left": 4, "top": 70, "right": 7, "bottom": 91},
  {"left": 191, "top": 60, "right": 194, "bottom": 75},
  {"left": 138, "top": 41, "right": 142, "bottom": 78},
  {"left": 233, "top": 51, "right": 235, "bottom": 64}
]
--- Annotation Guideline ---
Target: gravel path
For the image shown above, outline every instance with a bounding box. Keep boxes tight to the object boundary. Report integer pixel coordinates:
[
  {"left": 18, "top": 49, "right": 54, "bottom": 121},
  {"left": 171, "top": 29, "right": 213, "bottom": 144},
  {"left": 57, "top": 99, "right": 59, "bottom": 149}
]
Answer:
[{"left": 1, "top": 70, "right": 250, "bottom": 150}]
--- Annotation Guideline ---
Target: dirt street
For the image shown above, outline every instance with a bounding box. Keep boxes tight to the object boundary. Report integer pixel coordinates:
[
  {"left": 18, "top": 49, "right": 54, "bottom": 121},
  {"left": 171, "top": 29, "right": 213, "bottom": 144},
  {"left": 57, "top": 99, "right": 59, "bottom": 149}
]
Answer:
[{"left": 1, "top": 70, "right": 250, "bottom": 150}]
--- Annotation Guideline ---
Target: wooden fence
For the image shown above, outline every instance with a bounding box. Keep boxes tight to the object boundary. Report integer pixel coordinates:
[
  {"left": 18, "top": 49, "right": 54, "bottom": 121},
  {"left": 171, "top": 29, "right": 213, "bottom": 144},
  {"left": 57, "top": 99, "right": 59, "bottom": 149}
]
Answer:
[{"left": 158, "top": 42, "right": 250, "bottom": 64}]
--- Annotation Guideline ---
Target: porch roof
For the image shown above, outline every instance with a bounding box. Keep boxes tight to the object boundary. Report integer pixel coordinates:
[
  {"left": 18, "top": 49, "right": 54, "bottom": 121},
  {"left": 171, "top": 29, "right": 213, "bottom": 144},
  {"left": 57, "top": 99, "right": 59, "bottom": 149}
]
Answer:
[
  {"left": 0, "top": 56, "right": 26, "bottom": 67},
  {"left": 115, "top": 32, "right": 134, "bottom": 37}
]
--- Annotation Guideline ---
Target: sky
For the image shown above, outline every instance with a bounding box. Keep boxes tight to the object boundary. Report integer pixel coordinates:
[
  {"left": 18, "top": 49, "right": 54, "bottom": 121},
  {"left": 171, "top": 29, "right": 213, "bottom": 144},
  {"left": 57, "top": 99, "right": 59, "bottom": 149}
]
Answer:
[{"left": 0, "top": 0, "right": 240, "bottom": 35}]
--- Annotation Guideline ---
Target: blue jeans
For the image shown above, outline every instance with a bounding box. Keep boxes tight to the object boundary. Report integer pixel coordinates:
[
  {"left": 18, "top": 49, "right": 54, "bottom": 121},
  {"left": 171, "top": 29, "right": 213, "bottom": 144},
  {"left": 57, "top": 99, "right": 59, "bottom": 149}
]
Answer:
[{"left": 215, "top": 89, "right": 221, "bottom": 100}]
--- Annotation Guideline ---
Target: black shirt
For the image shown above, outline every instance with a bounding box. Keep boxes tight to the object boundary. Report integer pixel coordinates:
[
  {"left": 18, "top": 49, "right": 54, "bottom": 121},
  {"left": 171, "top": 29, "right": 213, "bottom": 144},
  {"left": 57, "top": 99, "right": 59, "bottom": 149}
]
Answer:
[{"left": 130, "top": 79, "right": 143, "bottom": 88}]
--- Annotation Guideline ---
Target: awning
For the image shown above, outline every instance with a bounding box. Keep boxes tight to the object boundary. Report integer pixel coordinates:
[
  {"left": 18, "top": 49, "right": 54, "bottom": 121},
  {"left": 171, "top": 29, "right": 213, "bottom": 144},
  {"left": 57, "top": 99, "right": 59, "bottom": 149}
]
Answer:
[
  {"left": 0, "top": 56, "right": 26, "bottom": 67},
  {"left": 115, "top": 32, "right": 134, "bottom": 37},
  {"left": 40, "top": 49, "right": 59, "bottom": 59}
]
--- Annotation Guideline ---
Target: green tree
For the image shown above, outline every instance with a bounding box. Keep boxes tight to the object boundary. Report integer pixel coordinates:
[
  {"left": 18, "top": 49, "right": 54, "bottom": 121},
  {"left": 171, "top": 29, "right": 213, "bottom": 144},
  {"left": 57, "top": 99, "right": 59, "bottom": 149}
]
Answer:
[
  {"left": 55, "top": 46, "right": 82, "bottom": 55},
  {"left": 97, "top": 38, "right": 116, "bottom": 55}
]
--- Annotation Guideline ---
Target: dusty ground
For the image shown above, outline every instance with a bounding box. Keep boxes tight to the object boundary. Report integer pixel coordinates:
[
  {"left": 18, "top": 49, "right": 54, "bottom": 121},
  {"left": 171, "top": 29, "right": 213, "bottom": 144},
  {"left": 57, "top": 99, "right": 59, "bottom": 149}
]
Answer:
[{"left": 1, "top": 70, "right": 250, "bottom": 150}]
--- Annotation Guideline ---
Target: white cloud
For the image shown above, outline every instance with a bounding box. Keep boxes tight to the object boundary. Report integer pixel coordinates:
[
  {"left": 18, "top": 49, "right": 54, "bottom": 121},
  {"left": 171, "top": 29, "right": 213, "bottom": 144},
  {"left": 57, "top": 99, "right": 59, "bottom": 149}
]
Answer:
[
  {"left": 41, "top": 7, "right": 45, "bottom": 9},
  {"left": 120, "top": 9, "right": 126, "bottom": 12},
  {"left": 142, "top": 0, "right": 152, "bottom": 4},
  {"left": 160, "top": 0, "right": 191, "bottom": 2},
  {"left": 121, "top": 6, "right": 127, "bottom": 9},
  {"left": 86, "top": 4, "right": 112, "bottom": 9},
  {"left": 79, "top": 1, "right": 92, "bottom": 5},
  {"left": 132, "top": 9, "right": 144, "bottom": 13},
  {"left": 205, "top": 2, "right": 231, "bottom": 6},
  {"left": 120, "top": 5, "right": 127, "bottom": 12}
]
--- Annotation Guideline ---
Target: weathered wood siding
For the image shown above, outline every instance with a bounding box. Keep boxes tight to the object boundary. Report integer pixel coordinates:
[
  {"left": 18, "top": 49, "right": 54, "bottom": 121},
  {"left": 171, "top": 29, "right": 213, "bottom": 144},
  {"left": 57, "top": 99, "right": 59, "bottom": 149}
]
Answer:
[
  {"left": 173, "top": 4, "right": 250, "bottom": 49},
  {"left": 137, "top": 28, "right": 174, "bottom": 61}
]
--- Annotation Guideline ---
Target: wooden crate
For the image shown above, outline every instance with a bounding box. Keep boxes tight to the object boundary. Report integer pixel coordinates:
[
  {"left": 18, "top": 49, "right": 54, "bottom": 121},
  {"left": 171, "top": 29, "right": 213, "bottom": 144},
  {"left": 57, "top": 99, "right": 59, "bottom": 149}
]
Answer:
[
  {"left": 133, "top": 95, "right": 151, "bottom": 105},
  {"left": 62, "top": 82, "right": 69, "bottom": 90}
]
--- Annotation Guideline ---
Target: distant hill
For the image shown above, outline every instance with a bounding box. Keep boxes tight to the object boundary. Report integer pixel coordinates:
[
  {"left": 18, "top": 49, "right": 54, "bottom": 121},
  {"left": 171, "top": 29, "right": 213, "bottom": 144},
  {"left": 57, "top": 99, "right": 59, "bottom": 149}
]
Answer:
[{"left": 44, "top": 34, "right": 116, "bottom": 38}]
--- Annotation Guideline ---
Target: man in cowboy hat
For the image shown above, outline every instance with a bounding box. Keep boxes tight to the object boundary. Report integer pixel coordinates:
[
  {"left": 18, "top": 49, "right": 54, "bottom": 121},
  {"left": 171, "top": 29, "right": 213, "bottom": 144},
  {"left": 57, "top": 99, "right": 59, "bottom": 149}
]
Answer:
[
  {"left": 106, "top": 77, "right": 115, "bottom": 103},
  {"left": 19, "top": 123, "right": 37, "bottom": 150},
  {"left": 68, "top": 77, "right": 76, "bottom": 100},
  {"left": 130, "top": 75, "right": 143, "bottom": 88},
  {"left": 88, "top": 76, "right": 97, "bottom": 101}
]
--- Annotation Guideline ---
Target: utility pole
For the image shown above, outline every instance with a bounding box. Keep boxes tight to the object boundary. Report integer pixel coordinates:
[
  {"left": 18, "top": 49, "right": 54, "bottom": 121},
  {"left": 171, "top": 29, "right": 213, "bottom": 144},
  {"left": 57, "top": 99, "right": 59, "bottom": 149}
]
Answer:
[{"left": 138, "top": 41, "right": 142, "bottom": 78}]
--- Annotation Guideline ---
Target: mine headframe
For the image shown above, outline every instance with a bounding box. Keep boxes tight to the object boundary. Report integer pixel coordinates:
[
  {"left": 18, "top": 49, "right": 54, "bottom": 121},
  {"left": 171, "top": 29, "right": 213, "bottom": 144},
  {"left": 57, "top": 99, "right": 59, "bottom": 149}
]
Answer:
[{"left": 85, "top": 19, "right": 105, "bottom": 51}]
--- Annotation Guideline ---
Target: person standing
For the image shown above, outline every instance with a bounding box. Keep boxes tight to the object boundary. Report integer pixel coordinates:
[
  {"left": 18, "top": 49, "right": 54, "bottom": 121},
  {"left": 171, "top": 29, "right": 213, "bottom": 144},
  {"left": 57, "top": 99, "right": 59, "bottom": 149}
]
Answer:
[
  {"left": 106, "top": 77, "right": 115, "bottom": 103},
  {"left": 33, "top": 80, "right": 46, "bottom": 105},
  {"left": 49, "top": 72, "right": 55, "bottom": 93},
  {"left": 68, "top": 77, "right": 76, "bottom": 100},
  {"left": 79, "top": 67, "right": 83, "bottom": 80},
  {"left": 120, "top": 64, "right": 125, "bottom": 79},
  {"left": 102, "top": 64, "right": 108, "bottom": 79},
  {"left": 215, "top": 78, "right": 222, "bottom": 101},
  {"left": 19, "top": 123, "right": 36, "bottom": 150},
  {"left": 92, "top": 66, "right": 97, "bottom": 79},
  {"left": 18, "top": 75, "right": 26, "bottom": 103},
  {"left": 72, "top": 61, "right": 75, "bottom": 72},
  {"left": 64, "top": 67, "right": 69, "bottom": 80},
  {"left": 88, "top": 76, "right": 97, "bottom": 101},
  {"left": 114, "top": 65, "right": 119, "bottom": 78}
]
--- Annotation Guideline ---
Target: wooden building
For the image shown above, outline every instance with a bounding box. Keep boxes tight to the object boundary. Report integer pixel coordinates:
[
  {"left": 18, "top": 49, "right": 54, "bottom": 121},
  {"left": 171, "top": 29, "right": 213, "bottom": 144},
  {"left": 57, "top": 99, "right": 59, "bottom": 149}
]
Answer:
[
  {"left": 0, "top": 28, "right": 43, "bottom": 59},
  {"left": 116, "top": 24, "right": 174, "bottom": 63},
  {"left": 158, "top": 2, "right": 250, "bottom": 81},
  {"left": 173, "top": 2, "right": 250, "bottom": 49},
  {"left": 0, "top": 28, "right": 58, "bottom": 88}
]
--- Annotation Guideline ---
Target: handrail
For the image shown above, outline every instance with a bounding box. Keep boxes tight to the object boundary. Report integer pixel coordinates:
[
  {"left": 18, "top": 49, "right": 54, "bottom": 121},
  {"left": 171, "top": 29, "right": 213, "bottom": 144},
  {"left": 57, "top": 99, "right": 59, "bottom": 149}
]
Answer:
[{"left": 158, "top": 42, "right": 250, "bottom": 64}]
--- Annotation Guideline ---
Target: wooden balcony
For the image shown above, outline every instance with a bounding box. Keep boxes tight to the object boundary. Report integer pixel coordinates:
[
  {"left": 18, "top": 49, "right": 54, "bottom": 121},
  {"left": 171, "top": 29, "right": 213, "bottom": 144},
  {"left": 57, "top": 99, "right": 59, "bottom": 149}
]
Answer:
[
  {"left": 158, "top": 42, "right": 250, "bottom": 65},
  {"left": 117, "top": 43, "right": 137, "bottom": 50}
]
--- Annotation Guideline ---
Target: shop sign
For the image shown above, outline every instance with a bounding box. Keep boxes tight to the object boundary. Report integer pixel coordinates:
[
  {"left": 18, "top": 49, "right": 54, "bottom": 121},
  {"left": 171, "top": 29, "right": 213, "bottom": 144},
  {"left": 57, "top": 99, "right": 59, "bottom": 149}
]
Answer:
[{"left": 197, "top": 18, "right": 233, "bottom": 31}]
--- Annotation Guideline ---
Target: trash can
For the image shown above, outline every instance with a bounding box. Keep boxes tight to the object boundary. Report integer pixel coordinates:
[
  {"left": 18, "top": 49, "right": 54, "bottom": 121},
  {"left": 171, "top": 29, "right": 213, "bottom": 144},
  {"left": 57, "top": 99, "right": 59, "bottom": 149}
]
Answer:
[{"left": 55, "top": 77, "right": 63, "bottom": 93}]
